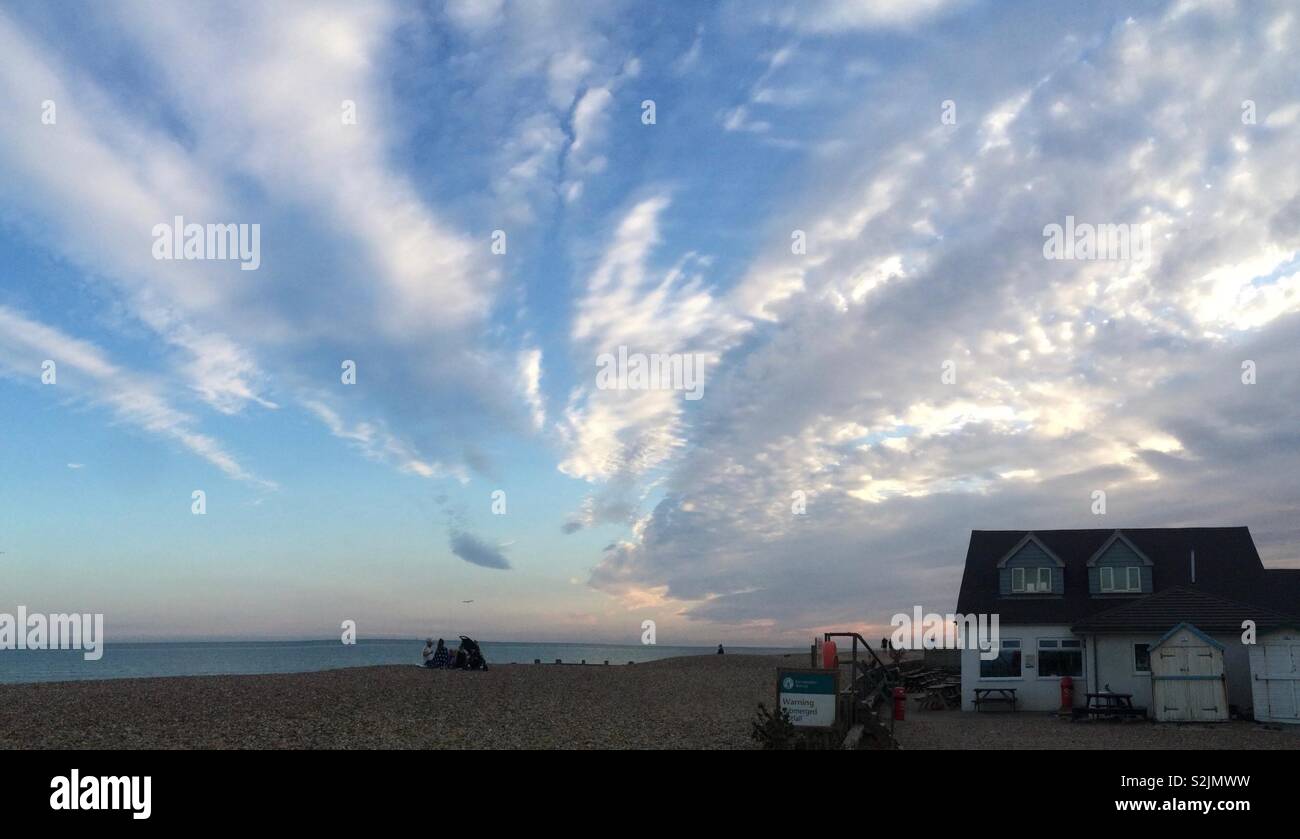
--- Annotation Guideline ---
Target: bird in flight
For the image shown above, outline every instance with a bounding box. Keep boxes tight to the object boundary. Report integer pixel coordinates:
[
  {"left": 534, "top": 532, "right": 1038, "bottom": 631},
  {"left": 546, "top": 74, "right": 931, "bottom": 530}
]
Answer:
[{"left": 461, "top": 600, "right": 474, "bottom": 604}]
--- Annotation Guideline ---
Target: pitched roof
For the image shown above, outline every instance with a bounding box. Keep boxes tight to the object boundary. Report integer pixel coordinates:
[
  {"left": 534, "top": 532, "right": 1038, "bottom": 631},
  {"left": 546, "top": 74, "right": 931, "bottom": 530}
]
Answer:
[
  {"left": 955, "top": 527, "right": 1298, "bottom": 624},
  {"left": 1263, "top": 569, "right": 1300, "bottom": 615},
  {"left": 1071, "top": 587, "right": 1300, "bottom": 634}
]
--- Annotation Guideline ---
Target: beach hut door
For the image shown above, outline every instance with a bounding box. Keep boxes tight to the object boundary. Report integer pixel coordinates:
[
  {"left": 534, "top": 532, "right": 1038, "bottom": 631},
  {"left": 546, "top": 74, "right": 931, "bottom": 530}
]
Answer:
[
  {"left": 1151, "top": 627, "right": 1228, "bottom": 722},
  {"left": 1250, "top": 635, "right": 1300, "bottom": 724}
]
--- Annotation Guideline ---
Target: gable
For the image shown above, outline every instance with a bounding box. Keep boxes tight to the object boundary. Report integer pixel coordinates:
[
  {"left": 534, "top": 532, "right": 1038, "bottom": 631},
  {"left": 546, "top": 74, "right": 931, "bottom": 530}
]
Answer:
[
  {"left": 1151, "top": 622, "right": 1224, "bottom": 651},
  {"left": 1003, "top": 541, "right": 1054, "bottom": 567},
  {"left": 996, "top": 534, "right": 1064, "bottom": 567},
  {"left": 1086, "top": 531, "right": 1154, "bottom": 567},
  {"left": 1093, "top": 539, "right": 1145, "bottom": 566}
]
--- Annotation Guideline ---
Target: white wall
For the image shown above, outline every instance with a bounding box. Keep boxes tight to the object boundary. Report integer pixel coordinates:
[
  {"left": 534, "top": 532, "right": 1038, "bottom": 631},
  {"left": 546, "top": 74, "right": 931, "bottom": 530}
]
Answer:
[
  {"left": 960, "top": 624, "right": 1086, "bottom": 711},
  {"left": 1090, "top": 634, "right": 1153, "bottom": 709},
  {"left": 1091, "top": 631, "right": 1254, "bottom": 715},
  {"left": 960, "top": 625, "right": 1261, "bottom": 713}
]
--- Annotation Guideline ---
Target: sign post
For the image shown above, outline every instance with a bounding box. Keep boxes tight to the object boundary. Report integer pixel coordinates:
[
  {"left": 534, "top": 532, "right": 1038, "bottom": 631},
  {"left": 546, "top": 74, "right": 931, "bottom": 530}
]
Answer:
[{"left": 776, "top": 668, "right": 839, "bottom": 729}]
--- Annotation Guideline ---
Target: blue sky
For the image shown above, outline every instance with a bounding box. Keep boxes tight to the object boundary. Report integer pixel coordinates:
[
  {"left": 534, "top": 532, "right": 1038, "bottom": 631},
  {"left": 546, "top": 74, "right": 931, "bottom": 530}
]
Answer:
[{"left": 2, "top": 0, "right": 1300, "bottom": 643}]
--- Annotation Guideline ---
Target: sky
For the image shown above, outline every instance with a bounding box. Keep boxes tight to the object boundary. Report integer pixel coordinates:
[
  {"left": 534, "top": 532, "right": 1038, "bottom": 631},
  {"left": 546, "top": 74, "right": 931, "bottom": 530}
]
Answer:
[{"left": 1, "top": 0, "right": 1299, "bottom": 645}]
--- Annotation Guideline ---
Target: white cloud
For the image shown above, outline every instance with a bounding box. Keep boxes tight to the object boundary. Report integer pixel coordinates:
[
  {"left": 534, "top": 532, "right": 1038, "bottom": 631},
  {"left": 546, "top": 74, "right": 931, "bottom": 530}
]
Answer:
[
  {"left": 747, "top": 0, "right": 966, "bottom": 33},
  {"left": 301, "top": 398, "right": 465, "bottom": 482},
  {"left": 560, "top": 195, "right": 749, "bottom": 485},
  {"left": 0, "top": 307, "right": 271, "bottom": 487},
  {"left": 445, "top": 0, "right": 505, "bottom": 33},
  {"left": 0, "top": 2, "right": 517, "bottom": 481},
  {"left": 517, "top": 348, "right": 546, "bottom": 431},
  {"left": 587, "top": 1, "right": 1300, "bottom": 633}
]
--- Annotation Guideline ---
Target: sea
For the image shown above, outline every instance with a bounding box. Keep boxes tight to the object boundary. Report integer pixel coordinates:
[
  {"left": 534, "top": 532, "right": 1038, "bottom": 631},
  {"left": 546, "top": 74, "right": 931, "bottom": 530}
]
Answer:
[{"left": 0, "top": 639, "right": 805, "bottom": 684}]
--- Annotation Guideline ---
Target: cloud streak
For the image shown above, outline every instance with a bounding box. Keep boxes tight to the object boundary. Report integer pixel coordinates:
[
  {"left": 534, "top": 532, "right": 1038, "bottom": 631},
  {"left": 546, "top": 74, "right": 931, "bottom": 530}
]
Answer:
[{"left": 0, "top": 306, "right": 272, "bottom": 487}]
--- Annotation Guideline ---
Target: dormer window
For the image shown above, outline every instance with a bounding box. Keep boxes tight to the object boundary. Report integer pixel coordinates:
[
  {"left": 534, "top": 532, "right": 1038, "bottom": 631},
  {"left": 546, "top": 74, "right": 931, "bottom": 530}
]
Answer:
[
  {"left": 1012, "top": 567, "right": 1052, "bottom": 593},
  {"left": 997, "top": 534, "right": 1066, "bottom": 597},
  {"left": 1100, "top": 565, "right": 1141, "bottom": 593},
  {"left": 1086, "top": 530, "right": 1153, "bottom": 595}
]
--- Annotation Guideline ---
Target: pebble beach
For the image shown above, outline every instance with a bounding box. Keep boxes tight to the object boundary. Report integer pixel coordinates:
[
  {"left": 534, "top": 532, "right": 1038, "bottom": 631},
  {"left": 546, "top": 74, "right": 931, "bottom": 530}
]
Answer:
[
  {"left": 0, "top": 654, "right": 797, "bottom": 750},
  {"left": 6, "top": 653, "right": 1295, "bottom": 750}
]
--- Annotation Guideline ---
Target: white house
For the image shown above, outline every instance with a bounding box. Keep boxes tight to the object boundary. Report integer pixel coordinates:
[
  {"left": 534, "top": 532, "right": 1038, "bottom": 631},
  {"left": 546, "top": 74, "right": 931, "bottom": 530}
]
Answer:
[{"left": 955, "top": 527, "right": 1300, "bottom": 717}]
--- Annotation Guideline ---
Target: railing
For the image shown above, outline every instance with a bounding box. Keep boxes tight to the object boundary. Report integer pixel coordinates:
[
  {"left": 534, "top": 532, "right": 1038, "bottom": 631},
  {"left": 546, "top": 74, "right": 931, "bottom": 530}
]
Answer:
[{"left": 822, "top": 632, "right": 898, "bottom": 723}]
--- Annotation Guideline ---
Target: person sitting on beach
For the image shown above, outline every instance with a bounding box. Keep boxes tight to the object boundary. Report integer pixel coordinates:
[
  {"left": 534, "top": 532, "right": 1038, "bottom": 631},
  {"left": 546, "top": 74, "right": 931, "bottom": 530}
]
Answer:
[
  {"left": 453, "top": 642, "right": 468, "bottom": 670},
  {"left": 423, "top": 638, "right": 451, "bottom": 669},
  {"left": 717, "top": 643, "right": 725, "bottom": 655}
]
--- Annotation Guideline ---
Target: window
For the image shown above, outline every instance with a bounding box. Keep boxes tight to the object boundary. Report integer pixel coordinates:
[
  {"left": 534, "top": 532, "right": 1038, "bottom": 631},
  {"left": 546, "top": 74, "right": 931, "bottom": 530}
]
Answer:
[
  {"left": 1012, "top": 567, "right": 1052, "bottom": 593},
  {"left": 979, "top": 639, "right": 1022, "bottom": 678},
  {"left": 1038, "top": 638, "right": 1084, "bottom": 678},
  {"left": 1133, "top": 643, "right": 1151, "bottom": 674},
  {"left": 1100, "top": 565, "right": 1141, "bottom": 592}
]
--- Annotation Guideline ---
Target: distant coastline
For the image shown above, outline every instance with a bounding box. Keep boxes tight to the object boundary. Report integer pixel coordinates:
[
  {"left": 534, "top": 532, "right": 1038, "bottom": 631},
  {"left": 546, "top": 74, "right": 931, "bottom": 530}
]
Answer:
[{"left": 0, "top": 638, "right": 804, "bottom": 685}]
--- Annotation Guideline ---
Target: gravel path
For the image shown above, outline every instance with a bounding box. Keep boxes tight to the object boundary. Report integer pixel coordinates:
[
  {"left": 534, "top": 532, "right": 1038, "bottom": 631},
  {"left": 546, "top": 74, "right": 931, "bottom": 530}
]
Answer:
[
  {"left": 0, "top": 654, "right": 794, "bottom": 749},
  {"left": 894, "top": 700, "right": 1300, "bottom": 750}
]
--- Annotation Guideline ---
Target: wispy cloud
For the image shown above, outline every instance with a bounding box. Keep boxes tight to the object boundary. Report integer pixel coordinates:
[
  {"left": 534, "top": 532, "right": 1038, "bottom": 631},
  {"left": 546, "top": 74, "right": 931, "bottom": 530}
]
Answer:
[{"left": 0, "top": 306, "right": 272, "bottom": 487}]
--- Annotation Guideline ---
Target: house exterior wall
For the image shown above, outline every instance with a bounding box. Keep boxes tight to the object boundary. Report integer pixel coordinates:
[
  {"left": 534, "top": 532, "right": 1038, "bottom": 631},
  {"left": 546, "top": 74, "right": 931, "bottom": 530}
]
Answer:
[
  {"left": 960, "top": 624, "right": 1086, "bottom": 711},
  {"left": 1090, "top": 634, "right": 1154, "bottom": 709},
  {"left": 1090, "top": 632, "right": 1253, "bottom": 714},
  {"left": 961, "top": 627, "right": 1255, "bottom": 714}
]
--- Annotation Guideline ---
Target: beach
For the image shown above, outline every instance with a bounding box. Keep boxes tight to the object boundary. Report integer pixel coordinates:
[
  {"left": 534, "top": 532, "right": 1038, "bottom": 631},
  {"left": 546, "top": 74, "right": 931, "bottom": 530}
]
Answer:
[
  {"left": 0, "top": 654, "right": 794, "bottom": 750},
  {"left": 4, "top": 653, "right": 1297, "bottom": 750}
]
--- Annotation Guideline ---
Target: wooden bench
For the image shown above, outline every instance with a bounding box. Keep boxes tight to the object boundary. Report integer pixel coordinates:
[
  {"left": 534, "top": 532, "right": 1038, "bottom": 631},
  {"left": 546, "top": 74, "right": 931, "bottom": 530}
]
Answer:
[{"left": 973, "top": 687, "right": 1018, "bottom": 711}]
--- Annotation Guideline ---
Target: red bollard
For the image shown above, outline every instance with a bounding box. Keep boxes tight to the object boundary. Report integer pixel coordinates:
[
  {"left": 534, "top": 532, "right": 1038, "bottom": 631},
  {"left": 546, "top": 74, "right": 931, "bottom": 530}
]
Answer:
[
  {"left": 1060, "top": 675, "right": 1074, "bottom": 710},
  {"left": 893, "top": 686, "right": 906, "bottom": 721}
]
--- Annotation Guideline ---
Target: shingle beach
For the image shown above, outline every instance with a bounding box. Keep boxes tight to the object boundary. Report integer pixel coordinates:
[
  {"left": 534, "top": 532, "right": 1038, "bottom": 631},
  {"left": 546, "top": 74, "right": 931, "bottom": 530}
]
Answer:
[
  {"left": 7, "top": 654, "right": 1297, "bottom": 750},
  {"left": 0, "top": 654, "right": 796, "bottom": 749}
]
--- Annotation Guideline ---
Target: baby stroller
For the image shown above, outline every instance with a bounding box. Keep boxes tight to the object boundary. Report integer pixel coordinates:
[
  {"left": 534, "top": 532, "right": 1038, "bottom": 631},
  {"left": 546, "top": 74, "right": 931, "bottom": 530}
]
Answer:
[{"left": 456, "top": 635, "right": 489, "bottom": 671}]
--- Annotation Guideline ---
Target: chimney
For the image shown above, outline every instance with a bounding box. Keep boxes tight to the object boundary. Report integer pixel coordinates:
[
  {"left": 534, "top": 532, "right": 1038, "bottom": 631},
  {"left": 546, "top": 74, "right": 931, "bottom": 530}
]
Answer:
[{"left": 1190, "top": 549, "right": 1196, "bottom": 584}]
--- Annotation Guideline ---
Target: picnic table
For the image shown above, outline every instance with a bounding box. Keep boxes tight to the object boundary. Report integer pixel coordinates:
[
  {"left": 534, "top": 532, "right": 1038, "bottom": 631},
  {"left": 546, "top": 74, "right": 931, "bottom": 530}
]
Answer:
[
  {"left": 1078, "top": 691, "right": 1146, "bottom": 720},
  {"left": 919, "top": 681, "right": 962, "bottom": 710},
  {"left": 972, "top": 687, "right": 1017, "bottom": 711}
]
